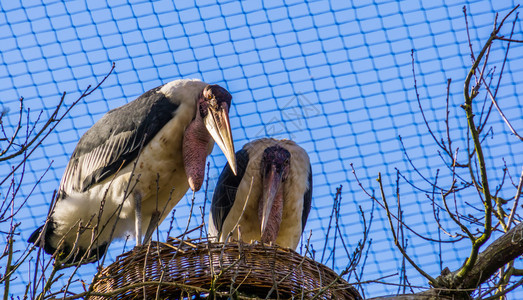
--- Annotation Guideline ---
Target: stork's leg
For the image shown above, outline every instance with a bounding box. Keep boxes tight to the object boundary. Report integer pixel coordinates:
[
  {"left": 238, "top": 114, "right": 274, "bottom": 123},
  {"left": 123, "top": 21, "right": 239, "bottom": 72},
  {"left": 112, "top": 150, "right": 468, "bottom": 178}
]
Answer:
[
  {"left": 134, "top": 192, "right": 142, "bottom": 246},
  {"left": 143, "top": 210, "right": 161, "bottom": 245}
]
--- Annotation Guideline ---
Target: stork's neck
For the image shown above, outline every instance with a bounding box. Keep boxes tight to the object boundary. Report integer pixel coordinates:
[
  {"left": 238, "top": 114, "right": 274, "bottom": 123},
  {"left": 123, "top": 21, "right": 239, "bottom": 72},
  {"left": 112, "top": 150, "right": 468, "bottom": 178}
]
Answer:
[
  {"left": 259, "top": 187, "right": 284, "bottom": 243},
  {"left": 183, "top": 115, "right": 211, "bottom": 192}
]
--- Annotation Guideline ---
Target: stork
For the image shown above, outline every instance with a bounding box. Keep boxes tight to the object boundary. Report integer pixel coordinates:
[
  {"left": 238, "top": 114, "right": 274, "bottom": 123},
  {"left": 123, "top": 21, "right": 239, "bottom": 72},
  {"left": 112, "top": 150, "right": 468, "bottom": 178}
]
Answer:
[
  {"left": 209, "top": 138, "right": 312, "bottom": 250},
  {"left": 28, "top": 79, "right": 237, "bottom": 262}
]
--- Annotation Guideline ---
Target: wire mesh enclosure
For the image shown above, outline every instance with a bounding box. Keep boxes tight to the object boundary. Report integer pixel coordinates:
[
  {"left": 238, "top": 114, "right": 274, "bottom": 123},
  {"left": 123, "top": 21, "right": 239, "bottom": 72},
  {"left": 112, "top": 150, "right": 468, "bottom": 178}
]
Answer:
[{"left": 1, "top": 0, "right": 522, "bottom": 299}]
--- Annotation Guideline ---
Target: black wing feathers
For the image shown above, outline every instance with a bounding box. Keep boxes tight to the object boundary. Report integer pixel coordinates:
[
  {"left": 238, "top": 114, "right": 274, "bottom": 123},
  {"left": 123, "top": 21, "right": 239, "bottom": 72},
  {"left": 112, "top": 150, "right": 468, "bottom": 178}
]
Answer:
[
  {"left": 211, "top": 148, "right": 249, "bottom": 235},
  {"left": 301, "top": 164, "right": 313, "bottom": 233},
  {"left": 61, "top": 85, "right": 180, "bottom": 193}
]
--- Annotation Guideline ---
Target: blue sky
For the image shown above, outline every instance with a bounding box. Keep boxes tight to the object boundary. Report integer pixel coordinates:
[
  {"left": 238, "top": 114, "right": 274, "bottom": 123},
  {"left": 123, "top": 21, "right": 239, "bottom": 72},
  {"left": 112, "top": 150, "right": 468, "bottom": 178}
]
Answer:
[{"left": 1, "top": 0, "right": 522, "bottom": 298}]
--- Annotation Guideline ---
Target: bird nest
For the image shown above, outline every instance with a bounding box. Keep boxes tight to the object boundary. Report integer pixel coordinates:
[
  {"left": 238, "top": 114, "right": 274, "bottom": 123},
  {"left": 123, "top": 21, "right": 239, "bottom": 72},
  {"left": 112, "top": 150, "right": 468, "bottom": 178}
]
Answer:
[{"left": 91, "top": 237, "right": 362, "bottom": 299}]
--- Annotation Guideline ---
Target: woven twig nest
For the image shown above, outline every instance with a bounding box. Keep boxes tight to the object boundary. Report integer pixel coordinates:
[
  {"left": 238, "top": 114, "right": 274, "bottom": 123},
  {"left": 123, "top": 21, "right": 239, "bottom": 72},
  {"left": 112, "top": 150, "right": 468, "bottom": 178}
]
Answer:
[{"left": 91, "top": 237, "right": 362, "bottom": 299}]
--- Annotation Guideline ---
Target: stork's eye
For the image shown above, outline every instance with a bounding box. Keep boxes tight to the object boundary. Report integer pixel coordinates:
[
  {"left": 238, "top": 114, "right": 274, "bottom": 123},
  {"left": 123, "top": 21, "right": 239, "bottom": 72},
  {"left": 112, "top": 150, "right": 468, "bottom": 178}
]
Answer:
[{"left": 284, "top": 159, "right": 290, "bottom": 166}]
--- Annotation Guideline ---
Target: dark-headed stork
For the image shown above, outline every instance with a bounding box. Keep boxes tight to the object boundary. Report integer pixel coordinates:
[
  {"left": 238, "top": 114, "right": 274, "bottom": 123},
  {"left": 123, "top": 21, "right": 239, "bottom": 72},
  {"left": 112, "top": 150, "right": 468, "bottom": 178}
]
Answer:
[
  {"left": 28, "top": 79, "right": 237, "bottom": 262},
  {"left": 209, "top": 138, "right": 312, "bottom": 250}
]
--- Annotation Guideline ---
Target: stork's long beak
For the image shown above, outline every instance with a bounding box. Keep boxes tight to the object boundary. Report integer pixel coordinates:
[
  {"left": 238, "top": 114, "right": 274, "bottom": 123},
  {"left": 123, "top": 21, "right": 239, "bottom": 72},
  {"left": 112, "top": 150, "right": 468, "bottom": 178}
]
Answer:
[
  {"left": 204, "top": 103, "right": 237, "bottom": 175},
  {"left": 260, "top": 165, "right": 283, "bottom": 236}
]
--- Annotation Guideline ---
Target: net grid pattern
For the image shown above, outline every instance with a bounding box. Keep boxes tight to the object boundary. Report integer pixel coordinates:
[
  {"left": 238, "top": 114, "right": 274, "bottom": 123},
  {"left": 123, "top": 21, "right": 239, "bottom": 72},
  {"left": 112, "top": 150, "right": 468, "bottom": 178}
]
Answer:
[{"left": 0, "top": 0, "right": 522, "bottom": 298}]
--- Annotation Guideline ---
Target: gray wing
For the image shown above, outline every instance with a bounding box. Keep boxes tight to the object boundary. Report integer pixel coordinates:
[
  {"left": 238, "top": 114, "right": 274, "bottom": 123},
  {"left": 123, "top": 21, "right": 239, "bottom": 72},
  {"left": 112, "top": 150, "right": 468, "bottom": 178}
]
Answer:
[
  {"left": 59, "top": 85, "right": 180, "bottom": 195},
  {"left": 210, "top": 148, "right": 249, "bottom": 236}
]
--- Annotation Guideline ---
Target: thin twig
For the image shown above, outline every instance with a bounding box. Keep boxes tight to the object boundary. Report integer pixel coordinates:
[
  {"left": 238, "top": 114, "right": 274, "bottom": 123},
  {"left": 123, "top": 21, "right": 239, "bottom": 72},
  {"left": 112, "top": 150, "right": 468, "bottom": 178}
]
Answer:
[
  {"left": 506, "top": 167, "right": 523, "bottom": 230},
  {"left": 351, "top": 164, "right": 462, "bottom": 244},
  {"left": 0, "top": 62, "right": 115, "bottom": 185},
  {"left": 224, "top": 177, "right": 255, "bottom": 243},
  {"left": 378, "top": 173, "right": 437, "bottom": 286}
]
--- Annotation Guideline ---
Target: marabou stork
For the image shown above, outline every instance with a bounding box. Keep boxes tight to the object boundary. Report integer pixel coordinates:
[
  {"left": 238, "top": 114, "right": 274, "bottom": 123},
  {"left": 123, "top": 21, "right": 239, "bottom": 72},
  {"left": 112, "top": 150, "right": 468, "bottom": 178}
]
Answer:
[
  {"left": 28, "top": 79, "right": 237, "bottom": 262},
  {"left": 209, "top": 138, "right": 312, "bottom": 250}
]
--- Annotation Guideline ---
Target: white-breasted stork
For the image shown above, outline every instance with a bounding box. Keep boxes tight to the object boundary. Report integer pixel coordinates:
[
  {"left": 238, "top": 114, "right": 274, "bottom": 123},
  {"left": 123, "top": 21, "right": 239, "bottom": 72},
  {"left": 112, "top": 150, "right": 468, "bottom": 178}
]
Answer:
[
  {"left": 28, "top": 79, "right": 237, "bottom": 262},
  {"left": 209, "top": 138, "right": 312, "bottom": 250}
]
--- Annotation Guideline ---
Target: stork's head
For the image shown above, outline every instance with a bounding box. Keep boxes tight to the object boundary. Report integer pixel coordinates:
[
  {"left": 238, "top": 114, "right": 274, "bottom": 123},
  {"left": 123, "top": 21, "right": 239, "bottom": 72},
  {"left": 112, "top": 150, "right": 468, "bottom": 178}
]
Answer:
[
  {"left": 258, "top": 145, "right": 291, "bottom": 242},
  {"left": 199, "top": 85, "right": 237, "bottom": 175}
]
